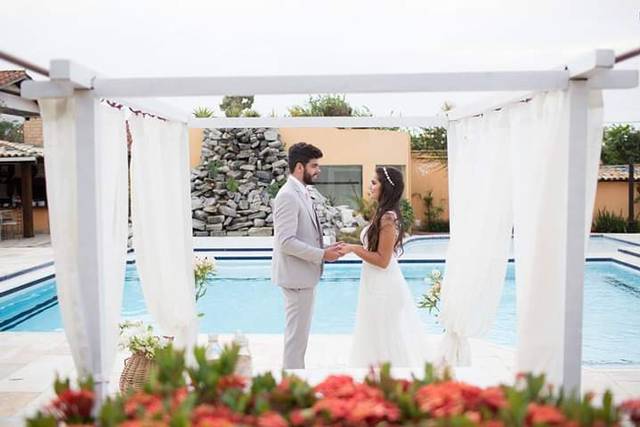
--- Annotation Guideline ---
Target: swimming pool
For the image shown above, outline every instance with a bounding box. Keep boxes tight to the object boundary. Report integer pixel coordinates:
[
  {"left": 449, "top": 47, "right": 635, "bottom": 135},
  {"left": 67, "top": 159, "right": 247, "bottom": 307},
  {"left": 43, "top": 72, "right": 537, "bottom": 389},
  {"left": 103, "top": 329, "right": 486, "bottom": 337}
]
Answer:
[
  {"left": 403, "top": 234, "right": 640, "bottom": 256},
  {"left": 1, "top": 259, "right": 639, "bottom": 366}
]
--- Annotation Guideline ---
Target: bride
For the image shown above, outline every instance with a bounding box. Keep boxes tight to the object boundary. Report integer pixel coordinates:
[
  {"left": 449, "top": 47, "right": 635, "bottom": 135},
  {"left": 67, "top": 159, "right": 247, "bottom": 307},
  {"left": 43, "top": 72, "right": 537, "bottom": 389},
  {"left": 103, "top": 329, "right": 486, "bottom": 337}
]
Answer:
[{"left": 338, "top": 167, "right": 430, "bottom": 368}]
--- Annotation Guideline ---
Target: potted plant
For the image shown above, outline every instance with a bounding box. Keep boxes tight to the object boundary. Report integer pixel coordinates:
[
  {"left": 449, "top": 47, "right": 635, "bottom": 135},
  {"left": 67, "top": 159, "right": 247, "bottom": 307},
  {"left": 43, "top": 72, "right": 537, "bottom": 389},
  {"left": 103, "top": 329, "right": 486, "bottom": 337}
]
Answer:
[{"left": 117, "top": 320, "right": 171, "bottom": 393}]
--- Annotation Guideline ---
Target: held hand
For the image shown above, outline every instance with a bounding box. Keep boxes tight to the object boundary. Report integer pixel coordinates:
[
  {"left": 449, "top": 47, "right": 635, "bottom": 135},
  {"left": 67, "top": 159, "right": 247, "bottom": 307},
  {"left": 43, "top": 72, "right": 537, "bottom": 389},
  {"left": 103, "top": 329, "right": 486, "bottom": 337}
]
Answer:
[
  {"left": 323, "top": 245, "right": 342, "bottom": 262},
  {"left": 337, "top": 244, "right": 355, "bottom": 257}
]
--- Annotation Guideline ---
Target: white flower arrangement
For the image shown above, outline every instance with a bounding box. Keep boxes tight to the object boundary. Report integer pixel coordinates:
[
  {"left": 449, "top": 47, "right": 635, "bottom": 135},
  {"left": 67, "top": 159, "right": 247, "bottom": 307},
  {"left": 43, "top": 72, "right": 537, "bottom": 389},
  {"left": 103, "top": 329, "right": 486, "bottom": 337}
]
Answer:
[
  {"left": 118, "top": 320, "right": 171, "bottom": 359},
  {"left": 418, "top": 269, "right": 443, "bottom": 315}
]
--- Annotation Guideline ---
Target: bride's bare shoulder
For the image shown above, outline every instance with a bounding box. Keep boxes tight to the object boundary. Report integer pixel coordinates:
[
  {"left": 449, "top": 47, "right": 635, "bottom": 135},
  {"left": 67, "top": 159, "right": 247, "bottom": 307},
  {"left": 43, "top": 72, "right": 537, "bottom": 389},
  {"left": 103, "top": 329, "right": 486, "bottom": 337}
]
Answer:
[{"left": 381, "top": 211, "right": 398, "bottom": 227}]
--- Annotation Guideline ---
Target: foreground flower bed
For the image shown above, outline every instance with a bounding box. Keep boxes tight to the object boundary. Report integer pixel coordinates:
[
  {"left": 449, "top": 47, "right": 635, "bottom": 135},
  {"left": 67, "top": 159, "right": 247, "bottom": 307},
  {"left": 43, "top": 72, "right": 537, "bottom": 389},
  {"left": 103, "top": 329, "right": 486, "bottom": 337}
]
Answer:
[{"left": 28, "top": 345, "right": 640, "bottom": 426}]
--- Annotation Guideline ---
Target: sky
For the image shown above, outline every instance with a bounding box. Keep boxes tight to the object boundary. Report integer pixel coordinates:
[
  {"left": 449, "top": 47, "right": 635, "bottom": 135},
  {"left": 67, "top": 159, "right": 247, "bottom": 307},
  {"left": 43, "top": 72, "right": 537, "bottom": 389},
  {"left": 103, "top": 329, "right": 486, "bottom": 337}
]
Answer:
[{"left": 2, "top": 0, "right": 639, "bottom": 122}]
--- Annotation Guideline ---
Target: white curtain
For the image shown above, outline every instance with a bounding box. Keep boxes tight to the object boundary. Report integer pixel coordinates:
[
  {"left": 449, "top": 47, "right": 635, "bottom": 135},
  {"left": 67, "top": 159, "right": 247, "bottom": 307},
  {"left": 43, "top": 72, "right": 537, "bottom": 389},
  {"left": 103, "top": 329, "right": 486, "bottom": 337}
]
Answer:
[
  {"left": 40, "top": 98, "right": 128, "bottom": 393},
  {"left": 438, "top": 110, "right": 514, "bottom": 365},
  {"left": 440, "top": 90, "right": 603, "bottom": 384},
  {"left": 129, "top": 115, "right": 197, "bottom": 350},
  {"left": 510, "top": 91, "right": 603, "bottom": 385}
]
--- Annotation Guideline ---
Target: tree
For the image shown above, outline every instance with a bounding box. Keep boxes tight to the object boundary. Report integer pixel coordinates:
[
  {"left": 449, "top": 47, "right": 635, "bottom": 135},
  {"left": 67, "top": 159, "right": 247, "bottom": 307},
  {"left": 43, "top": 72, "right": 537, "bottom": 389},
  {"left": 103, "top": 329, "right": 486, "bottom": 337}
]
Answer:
[
  {"left": 0, "top": 118, "right": 24, "bottom": 142},
  {"left": 219, "top": 96, "right": 257, "bottom": 117},
  {"left": 288, "top": 94, "right": 371, "bottom": 117},
  {"left": 410, "top": 127, "right": 447, "bottom": 153},
  {"left": 601, "top": 124, "right": 640, "bottom": 228}
]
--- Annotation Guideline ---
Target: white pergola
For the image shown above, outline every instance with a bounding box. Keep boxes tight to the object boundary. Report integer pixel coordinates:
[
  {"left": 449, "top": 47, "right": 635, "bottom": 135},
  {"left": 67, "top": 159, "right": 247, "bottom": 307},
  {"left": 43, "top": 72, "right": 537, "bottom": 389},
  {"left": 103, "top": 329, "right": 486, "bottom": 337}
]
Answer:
[{"left": 20, "top": 49, "right": 638, "bottom": 395}]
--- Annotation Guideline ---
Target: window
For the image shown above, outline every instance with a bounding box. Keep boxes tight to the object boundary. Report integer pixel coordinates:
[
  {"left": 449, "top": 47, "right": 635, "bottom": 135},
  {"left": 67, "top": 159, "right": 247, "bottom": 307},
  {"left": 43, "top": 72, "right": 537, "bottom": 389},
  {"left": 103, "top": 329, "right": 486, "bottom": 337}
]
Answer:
[{"left": 314, "top": 165, "right": 362, "bottom": 208}]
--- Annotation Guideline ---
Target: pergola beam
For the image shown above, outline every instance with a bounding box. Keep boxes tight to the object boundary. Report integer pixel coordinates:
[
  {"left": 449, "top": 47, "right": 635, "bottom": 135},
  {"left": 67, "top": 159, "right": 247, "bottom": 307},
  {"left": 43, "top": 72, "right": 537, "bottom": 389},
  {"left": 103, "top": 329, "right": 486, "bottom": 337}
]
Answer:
[
  {"left": 0, "top": 92, "right": 40, "bottom": 116},
  {"left": 189, "top": 115, "right": 447, "bottom": 129},
  {"left": 50, "top": 59, "right": 96, "bottom": 89}
]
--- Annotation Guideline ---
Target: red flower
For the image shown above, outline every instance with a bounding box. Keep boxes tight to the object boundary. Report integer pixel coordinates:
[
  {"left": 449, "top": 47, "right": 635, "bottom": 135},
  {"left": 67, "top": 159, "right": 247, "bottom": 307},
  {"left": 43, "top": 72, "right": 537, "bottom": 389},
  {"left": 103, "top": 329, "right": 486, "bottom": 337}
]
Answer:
[
  {"left": 50, "top": 389, "right": 95, "bottom": 421},
  {"left": 217, "top": 374, "right": 247, "bottom": 392},
  {"left": 526, "top": 403, "right": 566, "bottom": 425},
  {"left": 257, "top": 411, "right": 289, "bottom": 427},
  {"left": 478, "top": 386, "right": 508, "bottom": 411},
  {"left": 314, "top": 375, "right": 357, "bottom": 398},
  {"left": 415, "top": 382, "right": 480, "bottom": 417},
  {"left": 313, "top": 397, "right": 352, "bottom": 420},
  {"left": 289, "top": 409, "right": 309, "bottom": 426},
  {"left": 620, "top": 399, "right": 640, "bottom": 425},
  {"left": 172, "top": 387, "right": 190, "bottom": 409},
  {"left": 348, "top": 398, "right": 401, "bottom": 424},
  {"left": 124, "top": 392, "right": 164, "bottom": 418},
  {"left": 195, "top": 417, "right": 235, "bottom": 427}
]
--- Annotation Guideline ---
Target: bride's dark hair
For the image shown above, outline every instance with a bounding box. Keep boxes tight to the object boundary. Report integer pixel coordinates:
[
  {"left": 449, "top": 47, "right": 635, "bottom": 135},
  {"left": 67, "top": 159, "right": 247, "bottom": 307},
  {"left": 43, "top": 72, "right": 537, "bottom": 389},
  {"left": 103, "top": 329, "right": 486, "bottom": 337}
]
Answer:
[{"left": 365, "top": 167, "right": 405, "bottom": 255}]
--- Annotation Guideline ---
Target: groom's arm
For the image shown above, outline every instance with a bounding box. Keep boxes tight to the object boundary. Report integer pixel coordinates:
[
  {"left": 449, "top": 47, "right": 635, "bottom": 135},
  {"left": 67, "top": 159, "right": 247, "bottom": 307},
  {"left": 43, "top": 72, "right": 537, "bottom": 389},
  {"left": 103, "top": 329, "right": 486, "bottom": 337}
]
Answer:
[{"left": 274, "top": 192, "right": 325, "bottom": 265}]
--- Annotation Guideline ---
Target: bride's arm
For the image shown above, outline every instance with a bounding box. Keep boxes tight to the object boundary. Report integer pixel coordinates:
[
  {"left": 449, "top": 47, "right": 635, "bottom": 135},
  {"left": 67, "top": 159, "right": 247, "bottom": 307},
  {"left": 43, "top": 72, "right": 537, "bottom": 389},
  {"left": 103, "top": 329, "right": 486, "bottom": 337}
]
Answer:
[{"left": 344, "top": 214, "right": 397, "bottom": 269}]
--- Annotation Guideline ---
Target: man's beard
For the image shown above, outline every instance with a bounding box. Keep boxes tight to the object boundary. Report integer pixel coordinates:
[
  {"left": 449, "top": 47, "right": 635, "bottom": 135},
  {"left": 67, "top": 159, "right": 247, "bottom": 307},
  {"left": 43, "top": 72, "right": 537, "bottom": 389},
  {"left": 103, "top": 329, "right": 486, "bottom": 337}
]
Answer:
[{"left": 302, "top": 170, "right": 316, "bottom": 185}]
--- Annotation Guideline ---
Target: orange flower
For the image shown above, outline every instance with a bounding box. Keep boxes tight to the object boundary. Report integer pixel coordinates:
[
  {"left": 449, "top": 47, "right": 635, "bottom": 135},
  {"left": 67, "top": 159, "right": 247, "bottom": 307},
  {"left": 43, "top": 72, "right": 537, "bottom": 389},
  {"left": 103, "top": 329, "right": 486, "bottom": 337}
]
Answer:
[
  {"left": 314, "top": 375, "right": 357, "bottom": 398},
  {"left": 415, "top": 382, "right": 479, "bottom": 417},
  {"left": 620, "top": 399, "right": 640, "bottom": 424},
  {"left": 313, "top": 397, "right": 352, "bottom": 421},
  {"left": 172, "top": 387, "right": 190, "bottom": 409},
  {"left": 348, "top": 398, "right": 401, "bottom": 424},
  {"left": 289, "top": 409, "right": 309, "bottom": 426},
  {"left": 526, "top": 403, "right": 566, "bottom": 425},
  {"left": 217, "top": 374, "right": 247, "bottom": 392},
  {"left": 194, "top": 417, "right": 235, "bottom": 427},
  {"left": 257, "top": 411, "right": 289, "bottom": 427},
  {"left": 478, "top": 386, "right": 508, "bottom": 411},
  {"left": 124, "top": 392, "right": 164, "bottom": 418}
]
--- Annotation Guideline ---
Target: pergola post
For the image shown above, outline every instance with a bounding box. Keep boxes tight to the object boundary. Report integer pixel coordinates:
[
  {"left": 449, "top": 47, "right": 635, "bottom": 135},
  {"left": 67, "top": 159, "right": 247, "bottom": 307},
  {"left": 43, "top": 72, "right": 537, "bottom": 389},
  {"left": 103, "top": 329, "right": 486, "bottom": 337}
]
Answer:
[
  {"left": 73, "top": 89, "right": 109, "bottom": 405},
  {"left": 562, "top": 79, "right": 589, "bottom": 393}
]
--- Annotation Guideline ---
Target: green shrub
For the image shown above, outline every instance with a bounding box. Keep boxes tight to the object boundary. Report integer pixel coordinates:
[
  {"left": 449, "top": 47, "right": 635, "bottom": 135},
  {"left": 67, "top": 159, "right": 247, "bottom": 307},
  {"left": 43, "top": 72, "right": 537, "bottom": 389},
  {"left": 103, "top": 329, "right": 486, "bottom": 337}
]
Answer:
[
  {"left": 192, "top": 107, "right": 214, "bottom": 118},
  {"left": 592, "top": 209, "right": 627, "bottom": 233},
  {"left": 267, "top": 180, "right": 285, "bottom": 198},
  {"left": 400, "top": 199, "right": 415, "bottom": 234}
]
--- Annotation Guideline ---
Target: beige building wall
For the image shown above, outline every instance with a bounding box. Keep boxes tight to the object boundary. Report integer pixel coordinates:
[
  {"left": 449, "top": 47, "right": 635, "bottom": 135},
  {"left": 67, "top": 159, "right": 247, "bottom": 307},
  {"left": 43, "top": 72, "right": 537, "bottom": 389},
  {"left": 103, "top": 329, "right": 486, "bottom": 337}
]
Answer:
[
  {"left": 189, "top": 128, "right": 204, "bottom": 168},
  {"left": 278, "top": 128, "right": 412, "bottom": 199},
  {"left": 23, "top": 117, "right": 43, "bottom": 146},
  {"left": 410, "top": 154, "right": 450, "bottom": 224},
  {"left": 594, "top": 181, "right": 639, "bottom": 219}
]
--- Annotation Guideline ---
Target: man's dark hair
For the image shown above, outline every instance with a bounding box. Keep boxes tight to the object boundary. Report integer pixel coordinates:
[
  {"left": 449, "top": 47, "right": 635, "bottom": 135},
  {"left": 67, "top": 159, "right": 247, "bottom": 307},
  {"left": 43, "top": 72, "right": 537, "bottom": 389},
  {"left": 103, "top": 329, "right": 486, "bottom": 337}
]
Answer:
[{"left": 287, "top": 142, "right": 323, "bottom": 173}]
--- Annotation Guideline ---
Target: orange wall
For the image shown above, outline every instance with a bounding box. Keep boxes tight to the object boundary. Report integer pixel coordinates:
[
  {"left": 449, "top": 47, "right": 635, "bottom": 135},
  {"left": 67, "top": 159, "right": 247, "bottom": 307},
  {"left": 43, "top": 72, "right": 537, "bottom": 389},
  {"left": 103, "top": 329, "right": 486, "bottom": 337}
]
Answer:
[
  {"left": 33, "top": 207, "right": 49, "bottom": 234},
  {"left": 279, "top": 128, "right": 412, "bottom": 198},
  {"left": 594, "top": 181, "right": 640, "bottom": 219},
  {"left": 189, "top": 128, "right": 204, "bottom": 168},
  {"left": 188, "top": 127, "right": 413, "bottom": 199},
  {"left": 410, "top": 154, "right": 450, "bottom": 224}
]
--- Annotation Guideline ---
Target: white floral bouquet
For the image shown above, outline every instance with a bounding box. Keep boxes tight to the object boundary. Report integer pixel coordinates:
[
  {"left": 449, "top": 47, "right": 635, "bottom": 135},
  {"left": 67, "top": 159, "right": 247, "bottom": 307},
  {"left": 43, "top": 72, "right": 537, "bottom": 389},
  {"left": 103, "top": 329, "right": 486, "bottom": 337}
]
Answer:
[
  {"left": 118, "top": 320, "right": 171, "bottom": 359},
  {"left": 194, "top": 256, "right": 217, "bottom": 302},
  {"left": 418, "top": 269, "right": 443, "bottom": 315}
]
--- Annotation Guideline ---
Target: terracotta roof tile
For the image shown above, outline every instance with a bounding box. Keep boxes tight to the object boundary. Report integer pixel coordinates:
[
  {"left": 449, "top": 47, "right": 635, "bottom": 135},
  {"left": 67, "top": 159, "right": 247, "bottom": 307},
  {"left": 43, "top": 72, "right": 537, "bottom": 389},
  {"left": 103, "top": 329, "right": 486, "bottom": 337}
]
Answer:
[
  {"left": 0, "top": 140, "right": 43, "bottom": 159},
  {"left": 0, "top": 70, "right": 30, "bottom": 88},
  {"left": 599, "top": 164, "right": 640, "bottom": 182}
]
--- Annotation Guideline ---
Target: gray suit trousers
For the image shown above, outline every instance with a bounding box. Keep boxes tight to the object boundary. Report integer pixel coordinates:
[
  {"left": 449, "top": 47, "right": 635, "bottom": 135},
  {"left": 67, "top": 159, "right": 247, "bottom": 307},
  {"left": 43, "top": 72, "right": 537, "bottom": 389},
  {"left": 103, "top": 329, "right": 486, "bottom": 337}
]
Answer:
[{"left": 282, "top": 287, "right": 316, "bottom": 369}]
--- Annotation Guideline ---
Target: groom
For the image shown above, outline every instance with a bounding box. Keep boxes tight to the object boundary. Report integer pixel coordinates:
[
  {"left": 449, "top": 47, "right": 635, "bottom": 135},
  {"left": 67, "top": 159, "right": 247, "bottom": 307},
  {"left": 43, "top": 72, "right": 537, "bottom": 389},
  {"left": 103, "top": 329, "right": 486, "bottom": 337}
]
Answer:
[{"left": 272, "top": 142, "right": 343, "bottom": 369}]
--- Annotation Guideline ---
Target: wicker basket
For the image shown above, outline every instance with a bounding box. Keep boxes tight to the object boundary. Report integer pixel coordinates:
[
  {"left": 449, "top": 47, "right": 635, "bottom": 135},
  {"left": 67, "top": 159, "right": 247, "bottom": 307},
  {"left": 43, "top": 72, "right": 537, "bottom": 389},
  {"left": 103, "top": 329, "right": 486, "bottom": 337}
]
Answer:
[{"left": 119, "top": 352, "right": 155, "bottom": 393}]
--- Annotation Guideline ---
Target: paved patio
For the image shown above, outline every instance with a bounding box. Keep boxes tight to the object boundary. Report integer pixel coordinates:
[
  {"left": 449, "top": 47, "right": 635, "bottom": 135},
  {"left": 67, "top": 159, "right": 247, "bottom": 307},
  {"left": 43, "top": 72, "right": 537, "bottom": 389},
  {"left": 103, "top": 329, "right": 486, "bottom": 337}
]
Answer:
[
  {"left": 1, "top": 234, "right": 639, "bottom": 424},
  {"left": 0, "top": 332, "right": 638, "bottom": 425}
]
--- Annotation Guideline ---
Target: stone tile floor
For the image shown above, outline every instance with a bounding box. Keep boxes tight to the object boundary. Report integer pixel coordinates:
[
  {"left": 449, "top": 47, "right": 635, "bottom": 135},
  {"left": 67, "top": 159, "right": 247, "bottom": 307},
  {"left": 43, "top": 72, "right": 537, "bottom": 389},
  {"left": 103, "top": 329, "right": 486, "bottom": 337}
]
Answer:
[{"left": 0, "top": 332, "right": 638, "bottom": 425}]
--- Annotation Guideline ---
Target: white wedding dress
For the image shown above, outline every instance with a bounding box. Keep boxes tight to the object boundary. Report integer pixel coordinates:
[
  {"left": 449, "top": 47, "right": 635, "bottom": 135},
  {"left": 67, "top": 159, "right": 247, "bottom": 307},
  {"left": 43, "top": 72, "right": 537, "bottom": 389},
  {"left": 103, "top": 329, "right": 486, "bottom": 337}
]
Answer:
[{"left": 349, "top": 223, "right": 431, "bottom": 368}]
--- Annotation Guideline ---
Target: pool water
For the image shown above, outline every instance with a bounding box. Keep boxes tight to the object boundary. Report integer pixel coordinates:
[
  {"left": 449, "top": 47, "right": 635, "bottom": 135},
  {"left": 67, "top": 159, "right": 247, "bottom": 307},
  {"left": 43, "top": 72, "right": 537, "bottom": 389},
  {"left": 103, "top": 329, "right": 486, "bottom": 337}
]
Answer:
[
  {"left": 1, "top": 260, "right": 639, "bottom": 366},
  {"left": 403, "top": 235, "right": 640, "bottom": 256}
]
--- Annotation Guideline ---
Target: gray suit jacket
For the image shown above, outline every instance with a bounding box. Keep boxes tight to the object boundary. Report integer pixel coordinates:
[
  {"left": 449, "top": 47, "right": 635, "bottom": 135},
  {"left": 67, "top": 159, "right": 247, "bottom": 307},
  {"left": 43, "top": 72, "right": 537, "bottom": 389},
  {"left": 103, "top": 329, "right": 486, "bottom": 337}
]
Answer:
[{"left": 272, "top": 179, "right": 324, "bottom": 289}]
